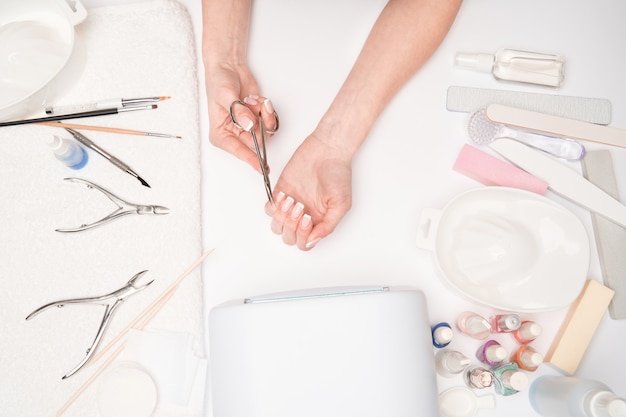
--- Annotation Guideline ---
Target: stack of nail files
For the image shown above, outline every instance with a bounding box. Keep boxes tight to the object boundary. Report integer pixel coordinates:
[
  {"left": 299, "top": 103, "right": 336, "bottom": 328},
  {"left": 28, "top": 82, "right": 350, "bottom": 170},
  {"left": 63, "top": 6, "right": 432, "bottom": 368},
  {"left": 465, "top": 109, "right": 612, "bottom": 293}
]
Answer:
[{"left": 0, "top": 2, "right": 203, "bottom": 417}]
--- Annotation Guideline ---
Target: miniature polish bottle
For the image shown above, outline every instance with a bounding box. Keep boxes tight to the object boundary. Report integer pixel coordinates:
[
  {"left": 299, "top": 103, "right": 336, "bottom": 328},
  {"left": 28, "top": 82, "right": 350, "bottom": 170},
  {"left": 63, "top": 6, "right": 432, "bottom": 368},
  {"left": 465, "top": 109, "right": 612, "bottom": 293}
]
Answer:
[
  {"left": 490, "top": 313, "right": 521, "bottom": 333},
  {"left": 47, "top": 135, "right": 88, "bottom": 169},
  {"left": 476, "top": 340, "right": 507, "bottom": 367},
  {"left": 530, "top": 376, "right": 626, "bottom": 417},
  {"left": 491, "top": 362, "right": 529, "bottom": 396},
  {"left": 431, "top": 322, "right": 453, "bottom": 348},
  {"left": 464, "top": 366, "right": 494, "bottom": 390},
  {"left": 456, "top": 311, "right": 492, "bottom": 339},
  {"left": 435, "top": 349, "right": 470, "bottom": 378},
  {"left": 511, "top": 345, "right": 543, "bottom": 372},
  {"left": 455, "top": 48, "right": 565, "bottom": 88},
  {"left": 513, "top": 320, "right": 542, "bottom": 344}
]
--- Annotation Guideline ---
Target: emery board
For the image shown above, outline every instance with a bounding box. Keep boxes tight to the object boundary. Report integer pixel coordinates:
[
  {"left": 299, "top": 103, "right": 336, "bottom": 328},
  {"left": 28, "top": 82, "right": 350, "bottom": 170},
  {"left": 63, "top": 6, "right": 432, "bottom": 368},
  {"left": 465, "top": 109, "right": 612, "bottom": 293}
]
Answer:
[
  {"left": 446, "top": 86, "right": 612, "bottom": 125},
  {"left": 582, "top": 150, "right": 626, "bottom": 319}
]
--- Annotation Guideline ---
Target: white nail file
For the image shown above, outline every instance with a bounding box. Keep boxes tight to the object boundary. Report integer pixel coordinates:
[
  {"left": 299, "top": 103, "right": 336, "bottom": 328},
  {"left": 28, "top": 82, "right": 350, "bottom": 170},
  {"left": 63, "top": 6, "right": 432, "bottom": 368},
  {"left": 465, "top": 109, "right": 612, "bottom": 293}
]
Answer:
[
  {"left": 446, "top": 86, "right": 612, "bottom": 125},
  {"left": 489, "top": 138, "right": 626, "bottom": 228},
  {"left": 485, "top": 104, "right": 626, "bottom": 148},
  {"left": 582, "top": 150, "right": 626, "bottom": 320}
]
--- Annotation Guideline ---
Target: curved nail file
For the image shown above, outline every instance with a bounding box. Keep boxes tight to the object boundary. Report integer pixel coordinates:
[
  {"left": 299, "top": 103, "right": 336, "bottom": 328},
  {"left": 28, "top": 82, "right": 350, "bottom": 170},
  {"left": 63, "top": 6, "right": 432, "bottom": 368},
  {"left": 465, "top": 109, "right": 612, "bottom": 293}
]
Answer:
[
  {"left": 446, "top": 86, "right": 612, "bottom": 125},
  {"left": 489, "top": 138, "right": 626, "bottom": 228},
  {"left": 485, "top": 104, "right": 626, "bottom": 148}
]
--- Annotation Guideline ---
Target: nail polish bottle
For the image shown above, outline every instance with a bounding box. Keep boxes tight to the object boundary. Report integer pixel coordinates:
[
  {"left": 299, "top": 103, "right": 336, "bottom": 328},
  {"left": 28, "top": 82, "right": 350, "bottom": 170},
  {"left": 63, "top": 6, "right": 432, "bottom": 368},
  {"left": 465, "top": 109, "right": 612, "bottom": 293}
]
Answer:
[
  {"left": 464, "top": 366, "right": 494, "bottom": 389},
  {"left": 431, "top": 322, "right": 453, "bottom": 348},
  {"left": 456, "top": 311, "right": 492, "bottom": 339},
  {"left": 491, "top": 362, "right": 529, "bottom": 396},
  {"left": 511, "top": 345, "right": 543, "bottom": 372},
  {"left": 513, "top": 320, "right": 542, "bottom": 344},
  {"left": 476, "top": 340, "right": 507, "bottom": 367},
  {"left": 435, "top": 349, "right": 470, "bottom": 378},
  {"left": 47, "top": 135, "right": 88, "bottom": 169},
  {"left": 530, "top": 376, "right": 626, "bottom": 417},
  {"left": 490, "top": 313, "right": 521, "bottom": 333},
  {"left": 455, "top": 48, "right": 566, "bottom": 88}
]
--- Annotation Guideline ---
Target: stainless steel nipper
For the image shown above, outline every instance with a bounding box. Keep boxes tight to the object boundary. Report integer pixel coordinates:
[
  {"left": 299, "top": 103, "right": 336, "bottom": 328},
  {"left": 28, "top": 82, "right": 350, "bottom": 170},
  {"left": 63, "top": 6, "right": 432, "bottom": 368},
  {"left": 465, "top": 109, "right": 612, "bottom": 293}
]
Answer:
[{"left": 25, "top": 271, "right": 154, "bottom": 379}]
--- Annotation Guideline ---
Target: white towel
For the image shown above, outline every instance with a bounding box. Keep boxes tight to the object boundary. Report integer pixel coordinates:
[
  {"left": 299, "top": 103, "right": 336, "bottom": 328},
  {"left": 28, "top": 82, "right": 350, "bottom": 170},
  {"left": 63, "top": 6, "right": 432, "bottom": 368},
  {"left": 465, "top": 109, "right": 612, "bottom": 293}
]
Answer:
[{"left": 0, "top": 1, "right": 203, "bottom": 416}]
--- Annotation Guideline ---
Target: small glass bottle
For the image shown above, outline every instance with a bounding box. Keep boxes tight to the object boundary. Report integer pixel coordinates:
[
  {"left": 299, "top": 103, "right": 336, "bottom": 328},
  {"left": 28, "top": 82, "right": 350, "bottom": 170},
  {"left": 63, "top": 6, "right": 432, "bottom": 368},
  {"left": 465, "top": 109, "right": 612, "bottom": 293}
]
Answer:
[
  {"left": 464, "top": 366, "right": 494, "bottom": 389},
  {"left": 476, "top": 340, "right": 507, "bottom": 367},
  {"left": 435, "top": 349, "right": 470, "bottom": 378},
  {"left": 431, "top": 322, "right": 453, "bottom": 348},
  {"left": 490, "top": 313, "right": 521, "bottom": 333},
  {"left": 530, "top": 376, "right": 626, "bottom": 417},
  {"left": 47, "top": 135, "right": 88, "bottom": 169},
  {"left": 511, "top": 345, "right": 543, "bottom": 372},
  {"left": 491, "top": 362, "right": 529, "bottom": 396},
  {"left": 455, "top": 48, "right": 565, "bottom": 88},
  {"left": 456, "top": 311, "right": 492, "bottom": 339},
  {"left": 513, "top": 320, "right": 542, "bottom": 344}
]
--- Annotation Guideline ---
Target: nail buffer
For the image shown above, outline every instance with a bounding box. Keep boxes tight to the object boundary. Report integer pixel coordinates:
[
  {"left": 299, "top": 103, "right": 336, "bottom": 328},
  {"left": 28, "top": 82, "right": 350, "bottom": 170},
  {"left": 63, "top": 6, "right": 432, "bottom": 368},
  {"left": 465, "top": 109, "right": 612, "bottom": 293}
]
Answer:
[
  {"left": 582, "top": 150, "right": 626, "bottom": 320},
  {"left": 488, "top": 138, "right": 626, "bottom": 228},
  {"left": 446, "top": 86, "right": 612, "bottom": 125},
  {"left": 485, "top": 104, "right": 626, "bottom": 149}
]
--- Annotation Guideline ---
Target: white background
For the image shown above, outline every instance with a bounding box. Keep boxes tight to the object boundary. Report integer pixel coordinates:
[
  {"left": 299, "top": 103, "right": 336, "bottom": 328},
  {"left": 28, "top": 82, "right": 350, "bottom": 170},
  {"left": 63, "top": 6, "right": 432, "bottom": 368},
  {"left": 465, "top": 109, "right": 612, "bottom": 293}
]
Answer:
[{"left": 82, "top": 0, "right": 626, "bottom": 415}]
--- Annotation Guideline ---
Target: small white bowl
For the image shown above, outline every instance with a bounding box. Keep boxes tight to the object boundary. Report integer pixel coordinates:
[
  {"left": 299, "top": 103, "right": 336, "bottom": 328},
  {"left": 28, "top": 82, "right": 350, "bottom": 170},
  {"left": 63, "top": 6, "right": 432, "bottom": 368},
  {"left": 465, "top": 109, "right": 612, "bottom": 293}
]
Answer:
[
  {"left": 0, "top": 0, "right": 87, "bottom": 121},
  {"left": 416, "top": 187, "right": 590, "bottom": 312}
]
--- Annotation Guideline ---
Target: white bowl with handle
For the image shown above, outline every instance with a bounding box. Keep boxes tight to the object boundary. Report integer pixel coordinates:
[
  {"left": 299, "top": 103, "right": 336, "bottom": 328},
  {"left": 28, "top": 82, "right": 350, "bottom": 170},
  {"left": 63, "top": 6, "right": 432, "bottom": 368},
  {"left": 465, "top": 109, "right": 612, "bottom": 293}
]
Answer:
[{"left": 0, "top": 0, "right": 87, "bottom": 122}]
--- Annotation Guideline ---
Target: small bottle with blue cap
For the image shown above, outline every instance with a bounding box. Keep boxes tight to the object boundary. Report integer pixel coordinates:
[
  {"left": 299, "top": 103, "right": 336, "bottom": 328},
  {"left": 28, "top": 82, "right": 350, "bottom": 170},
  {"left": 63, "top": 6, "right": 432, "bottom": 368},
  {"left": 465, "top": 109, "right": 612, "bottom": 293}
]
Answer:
[{"left": 47, "top": 135, "right": 88, "bottom": 169}]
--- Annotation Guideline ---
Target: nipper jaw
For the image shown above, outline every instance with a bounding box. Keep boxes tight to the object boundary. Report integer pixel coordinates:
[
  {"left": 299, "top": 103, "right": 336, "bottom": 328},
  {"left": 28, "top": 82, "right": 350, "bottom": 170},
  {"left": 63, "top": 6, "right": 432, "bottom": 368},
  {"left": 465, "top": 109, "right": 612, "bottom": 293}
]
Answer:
[{"left": 25, "top": 271, "right": 154, "bottom": 379}]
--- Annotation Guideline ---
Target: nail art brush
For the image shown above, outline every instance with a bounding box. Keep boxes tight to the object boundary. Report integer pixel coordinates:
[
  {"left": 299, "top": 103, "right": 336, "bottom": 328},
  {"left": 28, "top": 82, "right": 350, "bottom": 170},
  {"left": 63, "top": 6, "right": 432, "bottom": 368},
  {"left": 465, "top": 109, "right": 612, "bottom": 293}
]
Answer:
[
  {"left": 45, "top": 96, "right": 171, "bottom": 115},
  {"left": 39, "top": 121, "right": 181, "bottom": 139},
  {"left": 65, "top": 127, "right": 151, "bottom": 188},
  {"left": 0, "top": 105, "right": 157, "bottom": 128}
]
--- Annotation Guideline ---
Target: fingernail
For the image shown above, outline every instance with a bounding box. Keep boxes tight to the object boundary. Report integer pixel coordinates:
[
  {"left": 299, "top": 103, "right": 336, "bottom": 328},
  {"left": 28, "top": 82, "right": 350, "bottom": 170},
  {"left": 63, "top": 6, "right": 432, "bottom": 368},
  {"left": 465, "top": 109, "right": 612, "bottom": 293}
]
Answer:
[
  {"left": 291, "top": 202, "right": 304, "bottom": 219},
  {"left": 239, "top": 116, "right": 254, "bottom": 132},
  {"left": 305, "top": 238, "right": 321, "bottom": 249},
  {"left": 264, "top": 98, "right": 274, "bottom": 113},
  {"left": 281, "top": 196, "right": 294, "bottom": 212},
  {"left": 300, "top": 214, "right": 311, "bottom": 228},
  {"left": 244, "top": 95, "right": 259, "bottom": 105},
  {"left": 275, "top": 191, "right": 285, "bottom": 204}
]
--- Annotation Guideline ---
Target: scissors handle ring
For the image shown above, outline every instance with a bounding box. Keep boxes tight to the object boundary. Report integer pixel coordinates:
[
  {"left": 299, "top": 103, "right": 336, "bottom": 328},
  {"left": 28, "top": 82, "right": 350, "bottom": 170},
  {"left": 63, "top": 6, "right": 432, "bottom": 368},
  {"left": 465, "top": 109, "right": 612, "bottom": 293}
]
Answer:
[{"left": 229, "top": 100, "right": 279, "bottom": 133}]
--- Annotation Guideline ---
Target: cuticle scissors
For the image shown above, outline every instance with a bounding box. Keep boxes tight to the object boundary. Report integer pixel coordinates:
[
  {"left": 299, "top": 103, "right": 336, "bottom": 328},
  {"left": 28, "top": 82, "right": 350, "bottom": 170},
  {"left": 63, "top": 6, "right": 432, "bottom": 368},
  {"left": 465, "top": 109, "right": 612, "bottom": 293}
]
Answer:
[
  {"left": 55, "top": 177, "right": 169, "bottom": 232},
  {"left": 229, "top": 99, "right": 279, "bottom": 203},
  {"left": 25, "top": 271, "right": 154, "bottom": 379}
]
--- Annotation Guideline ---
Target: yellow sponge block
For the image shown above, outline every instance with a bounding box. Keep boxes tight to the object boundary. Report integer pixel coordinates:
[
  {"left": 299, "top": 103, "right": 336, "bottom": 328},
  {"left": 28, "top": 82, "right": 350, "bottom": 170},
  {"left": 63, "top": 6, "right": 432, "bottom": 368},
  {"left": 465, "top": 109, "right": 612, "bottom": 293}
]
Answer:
[{"left": 545, "top": 280, "right": 614, "bottom": 375}]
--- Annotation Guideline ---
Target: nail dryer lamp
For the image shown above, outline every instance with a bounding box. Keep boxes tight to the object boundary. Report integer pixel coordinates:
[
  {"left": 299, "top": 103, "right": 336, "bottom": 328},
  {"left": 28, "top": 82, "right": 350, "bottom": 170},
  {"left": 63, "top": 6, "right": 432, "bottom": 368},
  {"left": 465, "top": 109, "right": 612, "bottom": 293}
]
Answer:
[{"left": 208, "top": 286, "right": 440, "bottom": 417}]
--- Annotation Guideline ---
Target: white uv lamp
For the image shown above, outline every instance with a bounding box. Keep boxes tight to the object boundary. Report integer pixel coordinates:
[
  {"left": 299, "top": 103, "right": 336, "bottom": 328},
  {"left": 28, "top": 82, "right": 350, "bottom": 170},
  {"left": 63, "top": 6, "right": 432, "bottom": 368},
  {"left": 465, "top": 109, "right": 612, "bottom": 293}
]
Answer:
[{"left": 208, "top": 286, "right": 440, "bottom": 417}]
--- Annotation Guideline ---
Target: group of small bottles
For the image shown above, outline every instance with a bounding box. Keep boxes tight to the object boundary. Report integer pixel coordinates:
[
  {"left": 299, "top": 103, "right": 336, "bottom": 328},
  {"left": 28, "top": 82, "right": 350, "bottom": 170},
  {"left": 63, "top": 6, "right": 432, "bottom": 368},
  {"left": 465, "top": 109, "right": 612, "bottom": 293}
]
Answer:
[{"left": 431, "top": 311, "right": 543, "bottom": 397}]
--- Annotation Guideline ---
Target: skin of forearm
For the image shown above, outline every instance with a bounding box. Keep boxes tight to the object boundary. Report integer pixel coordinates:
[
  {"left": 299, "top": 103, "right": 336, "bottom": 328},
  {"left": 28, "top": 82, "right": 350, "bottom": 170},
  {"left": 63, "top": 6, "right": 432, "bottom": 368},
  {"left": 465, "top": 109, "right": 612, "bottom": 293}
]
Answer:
[
  {"left": 202, "top": 0, "right": 251, "bottom": 68},
  {"left": 317, "top": 0, "right": 463, "bottom": 159}
]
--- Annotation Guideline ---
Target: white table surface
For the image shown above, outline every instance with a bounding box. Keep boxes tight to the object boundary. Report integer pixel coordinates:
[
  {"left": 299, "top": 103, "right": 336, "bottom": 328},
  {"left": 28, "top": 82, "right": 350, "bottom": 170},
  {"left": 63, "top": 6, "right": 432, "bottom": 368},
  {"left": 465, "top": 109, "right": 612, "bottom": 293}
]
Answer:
[{"left": 82, "top": 0, "right": 626, "bottom": 415}]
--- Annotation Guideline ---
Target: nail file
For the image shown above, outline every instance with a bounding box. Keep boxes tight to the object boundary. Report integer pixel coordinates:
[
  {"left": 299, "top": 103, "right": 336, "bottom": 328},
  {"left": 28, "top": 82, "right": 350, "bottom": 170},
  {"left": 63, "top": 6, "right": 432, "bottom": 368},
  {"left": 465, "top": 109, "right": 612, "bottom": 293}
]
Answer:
[
  {"left": 485, "top": 104, "right": 626, "bottom": 148},
  {"left": 446, "top": 86, "right": 612, "bottom": 125},
  {"left": 582, "top": 150, "right": 626, "bottom": 320},
  {"left": 488, "top": 138, "right": 626, "bottom": 228}
]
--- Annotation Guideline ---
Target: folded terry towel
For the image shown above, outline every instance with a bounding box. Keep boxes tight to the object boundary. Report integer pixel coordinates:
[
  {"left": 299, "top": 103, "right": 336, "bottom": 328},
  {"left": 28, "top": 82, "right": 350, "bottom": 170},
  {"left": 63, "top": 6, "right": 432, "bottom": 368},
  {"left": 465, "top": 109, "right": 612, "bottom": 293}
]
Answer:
[{"left": 0, "top": 1, "right": 203, "bottom": 416}]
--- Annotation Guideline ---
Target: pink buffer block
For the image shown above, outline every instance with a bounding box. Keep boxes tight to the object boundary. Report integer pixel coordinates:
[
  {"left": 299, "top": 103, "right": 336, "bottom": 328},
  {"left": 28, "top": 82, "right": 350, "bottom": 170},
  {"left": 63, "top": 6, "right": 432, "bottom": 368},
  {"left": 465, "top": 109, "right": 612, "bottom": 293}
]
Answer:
[{"left": 454, "top": 144, "right": 548, "bottom": 195}]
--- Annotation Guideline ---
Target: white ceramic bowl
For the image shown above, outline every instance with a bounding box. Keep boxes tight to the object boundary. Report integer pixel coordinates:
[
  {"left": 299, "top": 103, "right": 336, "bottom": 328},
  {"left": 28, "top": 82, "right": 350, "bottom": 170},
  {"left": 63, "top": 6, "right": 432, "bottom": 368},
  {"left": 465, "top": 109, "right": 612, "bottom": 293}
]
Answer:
[
  {"left": 0, "top": 0, "right": 87, "bottom": 121},
  {"left": 416, "top": 187, "right": 590, "bottom": 312}
]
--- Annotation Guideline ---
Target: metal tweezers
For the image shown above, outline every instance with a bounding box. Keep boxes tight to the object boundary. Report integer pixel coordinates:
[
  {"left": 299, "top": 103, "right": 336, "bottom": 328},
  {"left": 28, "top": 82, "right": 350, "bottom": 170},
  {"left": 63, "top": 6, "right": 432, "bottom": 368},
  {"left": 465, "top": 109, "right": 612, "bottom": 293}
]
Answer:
[
  {"left": 56, "top": 177, "right": 169, "bottom": 232},
  {"left": 25, "top": 271, "right": 154, "bottom": 379}
]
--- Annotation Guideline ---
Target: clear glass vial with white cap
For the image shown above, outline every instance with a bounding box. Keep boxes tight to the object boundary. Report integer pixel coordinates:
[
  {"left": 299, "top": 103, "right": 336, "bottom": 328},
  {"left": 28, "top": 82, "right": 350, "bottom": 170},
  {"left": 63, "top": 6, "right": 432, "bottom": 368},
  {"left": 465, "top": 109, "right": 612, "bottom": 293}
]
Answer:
[
  {"left": 455, "top": 49, "right": 565, "bottom": 88},
  {"left": 530, "top": 376, "right": 626, "bottom": 417},
  {"left": 47, "top": 135, "right": 88, "bottom": 169}
]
